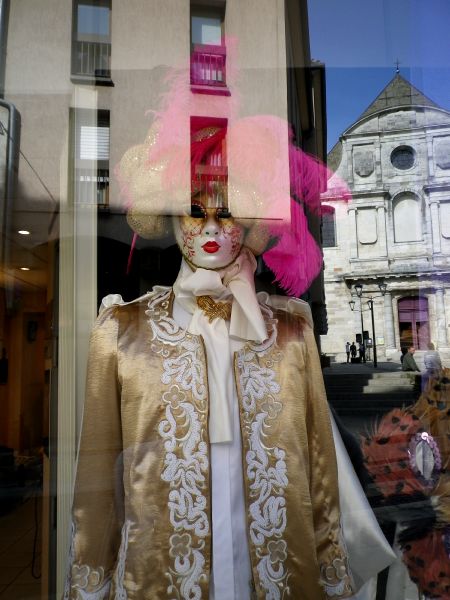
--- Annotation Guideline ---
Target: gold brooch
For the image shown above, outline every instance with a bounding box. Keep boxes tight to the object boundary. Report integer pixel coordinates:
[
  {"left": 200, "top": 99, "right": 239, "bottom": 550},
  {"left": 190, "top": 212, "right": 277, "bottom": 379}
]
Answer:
[{"left": 197, "top": 295, "right": 232, "bottom": 323}]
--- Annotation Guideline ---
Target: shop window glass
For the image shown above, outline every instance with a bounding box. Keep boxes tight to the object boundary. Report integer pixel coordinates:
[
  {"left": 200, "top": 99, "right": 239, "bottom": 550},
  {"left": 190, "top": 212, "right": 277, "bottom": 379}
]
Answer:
[{"left": 4, "top": 1, "right": 450, "bottom": 599}]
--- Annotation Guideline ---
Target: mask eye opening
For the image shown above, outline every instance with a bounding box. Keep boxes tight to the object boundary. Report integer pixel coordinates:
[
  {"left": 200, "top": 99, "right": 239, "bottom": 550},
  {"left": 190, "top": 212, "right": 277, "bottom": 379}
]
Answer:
[
  {"left": 190, "top": 199, "right": 206, "bottom": 218},
  {"left": 216, "top": 207, "right": 232, "bottom": 219}
]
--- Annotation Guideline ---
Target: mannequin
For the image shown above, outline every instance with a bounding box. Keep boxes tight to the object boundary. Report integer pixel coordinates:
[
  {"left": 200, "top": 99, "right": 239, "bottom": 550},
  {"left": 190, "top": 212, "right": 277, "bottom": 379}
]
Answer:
[
  {"left": 64, "top": 180, "right": 363, "bottom": 599},
  {"left": 62, "top": 82, "right": 402, "bottom": 594}
]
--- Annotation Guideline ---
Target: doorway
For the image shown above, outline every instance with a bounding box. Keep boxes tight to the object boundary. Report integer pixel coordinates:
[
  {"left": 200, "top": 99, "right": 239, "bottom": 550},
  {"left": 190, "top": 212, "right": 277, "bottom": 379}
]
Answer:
[{"left": 398, "top": 295, "right": 430, "bottom": 350}]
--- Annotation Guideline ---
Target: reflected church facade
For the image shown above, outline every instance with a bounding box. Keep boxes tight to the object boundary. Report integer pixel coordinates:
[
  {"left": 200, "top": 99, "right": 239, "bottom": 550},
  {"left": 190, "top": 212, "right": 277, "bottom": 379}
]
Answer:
[{"left": 321, "top": 74, "right": 450, "bottom": 363}]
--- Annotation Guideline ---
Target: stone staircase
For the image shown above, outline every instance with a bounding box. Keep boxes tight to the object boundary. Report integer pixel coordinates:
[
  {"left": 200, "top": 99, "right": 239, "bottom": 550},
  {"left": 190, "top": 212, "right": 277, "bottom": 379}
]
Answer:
[{"left": 324, "top": 371, "right": 419, "bottom": 435}]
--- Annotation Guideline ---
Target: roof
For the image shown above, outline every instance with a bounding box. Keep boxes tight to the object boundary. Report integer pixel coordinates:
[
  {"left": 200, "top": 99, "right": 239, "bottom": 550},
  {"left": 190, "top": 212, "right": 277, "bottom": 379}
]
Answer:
[
  {"left": 355, "top": 73, "right": 440, "bottom": 123},
  {"left": 327, "top": 73, "right": 442, "bottom": 171},
  {"left": 327, "top": 140, "right": 342, "bottom": 172}
]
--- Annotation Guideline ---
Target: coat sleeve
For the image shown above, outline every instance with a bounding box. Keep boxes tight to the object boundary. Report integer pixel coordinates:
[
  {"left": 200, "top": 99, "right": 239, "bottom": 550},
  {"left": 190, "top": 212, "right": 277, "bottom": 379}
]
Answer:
[
  {"left": 64, "top": 306, "right": 123, "bottom": 599},
  {"left": 303, "top": 323, "right": 354, "bottom": 598}
]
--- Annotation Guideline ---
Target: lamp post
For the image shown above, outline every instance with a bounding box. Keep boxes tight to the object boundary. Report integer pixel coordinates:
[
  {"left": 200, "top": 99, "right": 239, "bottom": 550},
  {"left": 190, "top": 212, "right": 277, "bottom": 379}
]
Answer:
[
  {"left": 349, "top": 281, "right": 387, "bottom": 368},
  {"left": 348, "top": 299, "right": 363, "bottom": 338},
  {"left": 367, "top": 299, "right": 377, "bottom": 367},
  {"left": 355, "top": 284, "right": 365, "bottom": 362}
]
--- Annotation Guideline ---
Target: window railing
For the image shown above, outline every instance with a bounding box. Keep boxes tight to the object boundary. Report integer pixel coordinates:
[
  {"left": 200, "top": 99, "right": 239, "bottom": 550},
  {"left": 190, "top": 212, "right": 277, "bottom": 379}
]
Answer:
[
  {"left": 191, "top": 44, "right": 227, "bottom": 89},
  {"left": 76, "top": 168, "right": 110, "bottom": 206},
  {"left": 72, "top": 40, "right": 111, "bottom": 79}
]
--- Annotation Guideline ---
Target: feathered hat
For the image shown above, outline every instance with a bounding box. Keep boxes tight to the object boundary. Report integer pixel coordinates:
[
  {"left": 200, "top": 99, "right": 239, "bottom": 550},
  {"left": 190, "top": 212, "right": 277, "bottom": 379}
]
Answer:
[{"left": 116, "top": 40, "right": 350, "bottom": 296}]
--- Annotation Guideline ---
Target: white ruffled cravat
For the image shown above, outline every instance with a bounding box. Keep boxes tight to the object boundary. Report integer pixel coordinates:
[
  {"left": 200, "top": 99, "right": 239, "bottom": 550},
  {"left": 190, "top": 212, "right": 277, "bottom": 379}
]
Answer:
[{"left": 173, "top": 248, "right": 267, "bottom": 443}]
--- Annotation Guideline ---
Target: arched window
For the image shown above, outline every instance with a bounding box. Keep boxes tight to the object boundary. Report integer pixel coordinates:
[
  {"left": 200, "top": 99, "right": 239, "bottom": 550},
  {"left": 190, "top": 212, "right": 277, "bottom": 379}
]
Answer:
[
  {"left": 322, "top": 205, "right": 336, "bottom": 247},
  {"left": 393, "top": 194, "right": 423, "bottom": 242}
]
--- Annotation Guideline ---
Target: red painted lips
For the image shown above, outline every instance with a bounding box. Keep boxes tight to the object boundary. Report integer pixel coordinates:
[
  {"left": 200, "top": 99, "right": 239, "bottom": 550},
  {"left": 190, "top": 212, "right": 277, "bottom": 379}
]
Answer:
[{"left": 202, "top": 241, "right": 220, "bottom": 253}]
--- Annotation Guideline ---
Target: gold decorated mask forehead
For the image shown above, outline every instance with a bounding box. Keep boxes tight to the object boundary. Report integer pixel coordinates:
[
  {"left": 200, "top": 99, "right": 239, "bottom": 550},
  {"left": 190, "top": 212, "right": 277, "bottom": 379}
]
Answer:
[{"left": 191, "top": 191, "right": 230, "bottom": 216}]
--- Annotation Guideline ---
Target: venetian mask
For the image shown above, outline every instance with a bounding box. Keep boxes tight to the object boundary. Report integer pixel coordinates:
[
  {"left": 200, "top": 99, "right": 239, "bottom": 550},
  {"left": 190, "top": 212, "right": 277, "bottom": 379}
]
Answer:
[{"left": 173, "top": 195, "right": 244, "bottom": 270}]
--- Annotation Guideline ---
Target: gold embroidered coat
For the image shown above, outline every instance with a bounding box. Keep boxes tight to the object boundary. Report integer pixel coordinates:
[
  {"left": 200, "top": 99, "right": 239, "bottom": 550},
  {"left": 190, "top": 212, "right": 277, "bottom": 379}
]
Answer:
[{"left": 65, "top": 288, "right": 354, "bottom": 600}]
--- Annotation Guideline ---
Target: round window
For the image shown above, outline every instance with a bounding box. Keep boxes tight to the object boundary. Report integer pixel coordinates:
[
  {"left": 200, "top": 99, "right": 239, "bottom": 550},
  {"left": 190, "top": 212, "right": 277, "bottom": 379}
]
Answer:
[{"left": 391, "top": 146, "right": 415, "bottom": 170}]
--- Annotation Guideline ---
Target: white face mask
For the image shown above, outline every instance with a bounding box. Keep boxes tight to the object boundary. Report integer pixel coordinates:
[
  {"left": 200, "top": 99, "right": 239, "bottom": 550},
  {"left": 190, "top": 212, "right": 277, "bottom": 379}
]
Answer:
[{"left": 173, "top": 202, "right": 244, "bottom": 270}]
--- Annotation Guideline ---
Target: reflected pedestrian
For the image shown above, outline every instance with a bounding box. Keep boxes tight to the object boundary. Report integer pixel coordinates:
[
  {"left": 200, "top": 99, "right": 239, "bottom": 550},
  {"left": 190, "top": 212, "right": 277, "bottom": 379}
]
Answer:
[
  {"left": 358, "top": 341, "right": 366, "bottom": 363},
  {"left": 401, "top": 346, "right": 420, "bottom": 372},
  {"left": 345, "top": 341, "right": 351, "bottom": 363},
  {"left": 423, "top": 342, "right": 442, "bottom": 375},
  {"left": 400, "top": 347, "right": 408, "bottom": 364}
]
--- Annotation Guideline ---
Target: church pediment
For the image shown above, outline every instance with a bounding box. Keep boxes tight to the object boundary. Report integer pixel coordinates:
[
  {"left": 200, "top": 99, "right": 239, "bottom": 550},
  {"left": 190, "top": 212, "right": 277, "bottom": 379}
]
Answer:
[{"left": 345, "top": 106, "right": 450, "bottom": 137}]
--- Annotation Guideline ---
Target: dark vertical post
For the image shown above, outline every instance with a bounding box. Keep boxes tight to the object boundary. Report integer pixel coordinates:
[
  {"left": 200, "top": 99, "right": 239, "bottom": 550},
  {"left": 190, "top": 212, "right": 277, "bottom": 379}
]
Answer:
[
  {"left": 359, "top": 296, "right": 365, "bottom": 361},
  {"left": 368, "top": 299, "right": 378, "bottom": 368},
  {"left": 0, "top": 0, "right": 10, "bottom": 99}
]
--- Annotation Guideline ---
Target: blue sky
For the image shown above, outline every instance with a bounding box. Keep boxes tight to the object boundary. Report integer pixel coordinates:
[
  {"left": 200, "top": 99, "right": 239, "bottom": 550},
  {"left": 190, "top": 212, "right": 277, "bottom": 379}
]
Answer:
[{"left": 307, "top": 0, "right": 450, "bottom": 151}]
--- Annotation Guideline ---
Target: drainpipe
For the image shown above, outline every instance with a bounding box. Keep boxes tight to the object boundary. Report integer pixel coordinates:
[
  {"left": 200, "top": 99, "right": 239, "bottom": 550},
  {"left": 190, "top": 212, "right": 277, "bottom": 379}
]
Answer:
[{"left": 0, "top": 0, "right": 9, "bottom": 99}]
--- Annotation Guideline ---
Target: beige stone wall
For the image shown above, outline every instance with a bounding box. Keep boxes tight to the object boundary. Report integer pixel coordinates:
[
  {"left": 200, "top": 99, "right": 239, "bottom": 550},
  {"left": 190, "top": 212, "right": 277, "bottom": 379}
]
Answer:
[
  {"left": 6, "top": 0, "right": 291, "bottom": 214},
  {"left": 6, "top": 0, "right": 72, "bottom": 207}
]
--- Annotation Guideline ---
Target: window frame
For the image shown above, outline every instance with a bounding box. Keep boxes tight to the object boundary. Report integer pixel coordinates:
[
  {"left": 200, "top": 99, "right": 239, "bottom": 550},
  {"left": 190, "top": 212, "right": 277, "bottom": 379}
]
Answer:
[
  {"left": 191, "top": 116, "right": 228, "bottom": 209},
  {"left": 390, "top": 145, "right": 416, "bottom": 172},
  {"left": 190, "top": 4, "right": 230, "bottom": 95},
  {"left": 321, "top": 204, "right": 337, "bottom": 248},
  {"left": 392, "top": 193, "right": 424, "bottom": 244},
  {"left": 72, "top": 108, "right": 110, "bottom": 208},
  {"left": 71, "top": 0, "right": 113, "bottom": 86}
]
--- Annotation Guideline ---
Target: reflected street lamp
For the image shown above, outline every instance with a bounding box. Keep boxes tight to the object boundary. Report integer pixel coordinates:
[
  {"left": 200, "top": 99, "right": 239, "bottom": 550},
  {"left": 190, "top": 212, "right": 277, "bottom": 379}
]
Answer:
[
  {"left": 367, "top": 299, "right": 377, "bottom": 368},
  {"left": 349, "top": 281, "right": 388, "bottom": 368},
  {"left": 349, "top": 294, "right": 365, "bottom": 362}
]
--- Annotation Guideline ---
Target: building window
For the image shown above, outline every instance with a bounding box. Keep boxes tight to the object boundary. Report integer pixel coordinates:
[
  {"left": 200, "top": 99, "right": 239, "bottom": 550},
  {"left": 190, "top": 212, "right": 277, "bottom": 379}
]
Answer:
[
  {"left": 190, "top": 5, "right": 229, "bottom": 94},
  {"left": 322, "top": 205, "right": 336, "bottom": 247},
  {"left": 440, "top": 201, "right": 450, "bottom": 238},
  {"left": 72, "top": 0, "right": 111, "bottom": 82},
  {"left": 73, "top": 109, "right": 110, "bottom": 207},
  {"left": 391, "top": 145, "right": 415, "bottom": 170},
  {"left": 191, "top": 117, "right": 228, "bottom": 209},
  {"left": 393, "top": 194, "right": 422, "bottom": 242}
]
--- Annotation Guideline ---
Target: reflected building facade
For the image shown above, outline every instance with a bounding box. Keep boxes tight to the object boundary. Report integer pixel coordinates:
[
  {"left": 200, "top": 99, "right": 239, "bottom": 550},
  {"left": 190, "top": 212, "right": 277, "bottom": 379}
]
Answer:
[{"left": 321, "top": 73, "right": 450, "bottom": 363}]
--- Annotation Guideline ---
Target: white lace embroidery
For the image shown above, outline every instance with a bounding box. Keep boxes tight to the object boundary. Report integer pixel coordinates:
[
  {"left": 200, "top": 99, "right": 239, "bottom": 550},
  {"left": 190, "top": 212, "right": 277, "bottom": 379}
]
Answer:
[
  {"left": 63, "top": 521, "right": 75, "bottom": 600},
  {"left": 63, "top": 521, "right": 112, "bottom": 600},
  {"left": 239, "top": 353, "right": 280, "bottom": 413},
  {"left": 320, "top": 555, "right": 353, "bottom": 598},
  {"left": 161, "top": 340, "right": 207, "bottom": 402},
  {"left": 70, "top": 565, "right": 111, "bottom": 600},
  {"left": 148, "top": 290, "right": 209, "bottom": 600},
  {"left": 146, "top": 288, "right": 185, "bottom": 357},
  {"left": 324, "top": 580, "right": 348, "bottom": 597},
  {"left": 115, "top": 520, "right": 131, "bottom": 600},
  {"left": 167, "top": 533, "right": 207, "bottom": 600},
  {"left": 238, "top": 300, "right": 291, "bottom": 599}
]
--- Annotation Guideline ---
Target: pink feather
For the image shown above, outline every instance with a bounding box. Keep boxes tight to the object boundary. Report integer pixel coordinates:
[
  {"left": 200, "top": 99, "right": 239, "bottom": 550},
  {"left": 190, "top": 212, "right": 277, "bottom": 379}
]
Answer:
[{"left": 263, "top": 198, "right": 323, "bottom": 296}]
